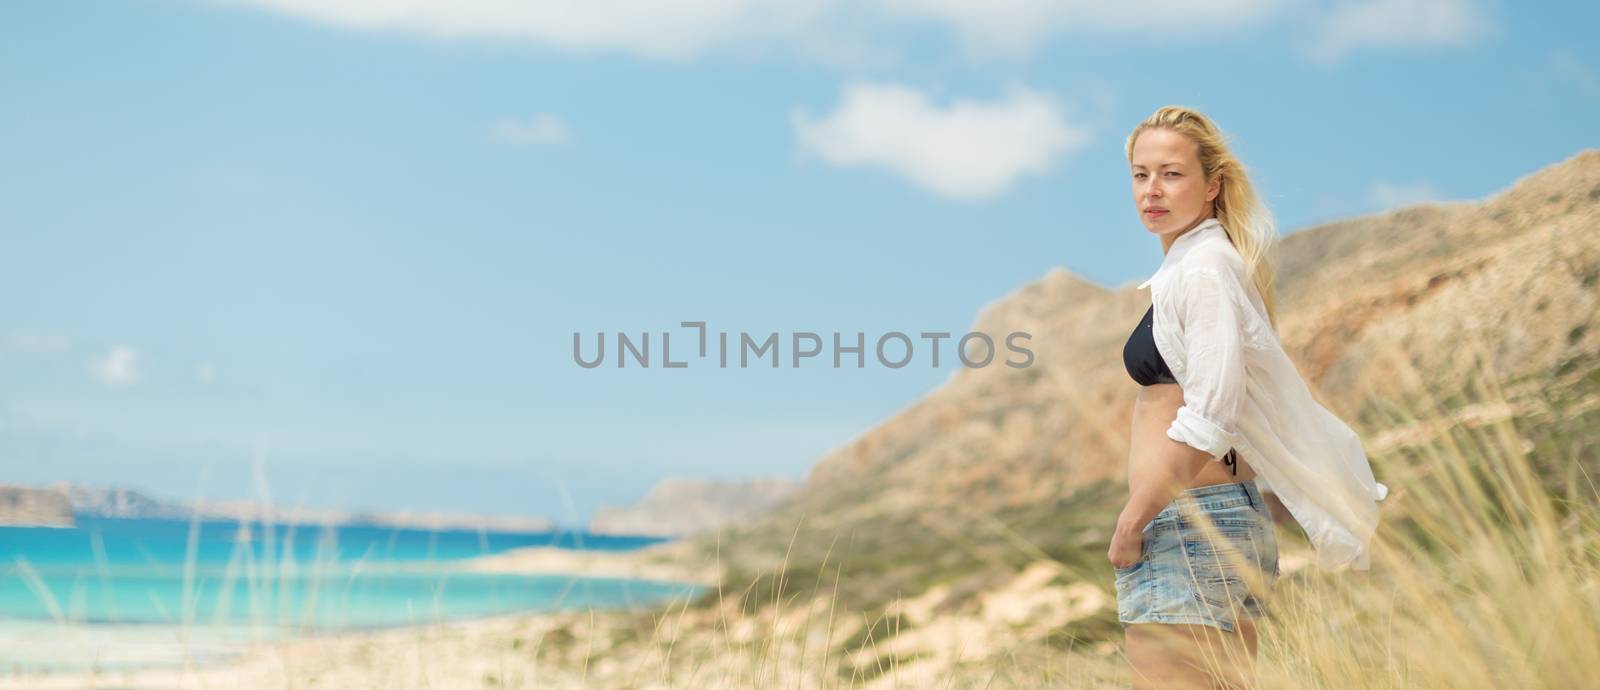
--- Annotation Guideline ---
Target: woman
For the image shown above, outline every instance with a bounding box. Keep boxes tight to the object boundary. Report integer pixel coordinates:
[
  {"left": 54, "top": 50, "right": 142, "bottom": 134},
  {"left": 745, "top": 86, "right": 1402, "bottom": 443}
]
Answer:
[{"left": 1108, "top": 106, "right": 1389, "bottom": 689}]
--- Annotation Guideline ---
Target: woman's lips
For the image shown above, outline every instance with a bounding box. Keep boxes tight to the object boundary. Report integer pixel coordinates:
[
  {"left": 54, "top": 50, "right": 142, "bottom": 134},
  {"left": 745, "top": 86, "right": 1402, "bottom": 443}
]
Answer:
[{"left": 1145, "top": 209, "right": 1169, "bottom": 217}]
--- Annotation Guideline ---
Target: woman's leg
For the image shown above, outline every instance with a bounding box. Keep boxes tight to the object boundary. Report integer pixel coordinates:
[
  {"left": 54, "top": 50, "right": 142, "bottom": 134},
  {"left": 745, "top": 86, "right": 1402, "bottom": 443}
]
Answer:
[{"left": 1125, "top": 620, "right": 1258, "bottom": 690}]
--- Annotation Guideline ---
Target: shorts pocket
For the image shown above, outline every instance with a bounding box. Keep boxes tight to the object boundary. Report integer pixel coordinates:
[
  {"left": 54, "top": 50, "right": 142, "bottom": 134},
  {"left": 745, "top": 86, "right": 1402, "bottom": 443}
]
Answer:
[
  {"left": 1184, "top": 515, "right": 1254, "bottom": 560},
  {"left": 1194, "top": 571, "right": 1246, "bottom": 610},
  {"left": 1114, "top": 521, "right": 1157, "bottom": 574}
]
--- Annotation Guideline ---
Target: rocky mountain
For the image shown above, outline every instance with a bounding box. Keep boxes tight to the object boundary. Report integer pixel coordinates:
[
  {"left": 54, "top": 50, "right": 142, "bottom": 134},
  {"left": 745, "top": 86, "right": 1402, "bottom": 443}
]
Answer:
[
  {"left": 666, "top": 148, "right": 1600, "bottom": 611},
  {"left": 588, "top": 476, "right": 802, "bottom": 537},
  {"left": 26, "top": 481, "right": 554, "bottom": 533},
  {"left": 60, "top": 483, "right": 189, "bottom": 520},
  {"left": 0, "top": 484, "right": 75, "bottom": 527}
]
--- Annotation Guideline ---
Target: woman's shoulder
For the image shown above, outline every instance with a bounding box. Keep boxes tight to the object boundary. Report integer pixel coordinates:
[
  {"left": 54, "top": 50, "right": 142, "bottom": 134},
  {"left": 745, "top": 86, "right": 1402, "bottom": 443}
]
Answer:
[
  {"left": 1173, "top": 237, "right": 1248, "bottom": 284},
  {"left": 1169, "top": 236, "right": 1274, "bottom": 347}
]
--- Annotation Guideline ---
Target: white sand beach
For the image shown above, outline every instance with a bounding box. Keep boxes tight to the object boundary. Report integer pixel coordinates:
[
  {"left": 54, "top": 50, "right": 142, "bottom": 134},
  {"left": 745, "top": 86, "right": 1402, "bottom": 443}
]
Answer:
[{"left": 461, "top": 543, "right": 720, "bottom": 586}]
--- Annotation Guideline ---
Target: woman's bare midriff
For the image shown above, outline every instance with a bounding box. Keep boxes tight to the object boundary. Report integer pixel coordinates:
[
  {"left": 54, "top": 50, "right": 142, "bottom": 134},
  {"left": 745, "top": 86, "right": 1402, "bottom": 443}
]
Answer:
[{"left": 1129, "top": 382, "right": 1254, "bottom": 489}]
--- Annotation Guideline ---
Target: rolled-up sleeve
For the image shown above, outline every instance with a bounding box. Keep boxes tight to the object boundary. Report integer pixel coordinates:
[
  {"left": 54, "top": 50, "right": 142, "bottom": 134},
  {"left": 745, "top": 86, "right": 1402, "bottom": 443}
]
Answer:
[{"left": 1166, "top": 265, "right": 1248, "bottom": 460}]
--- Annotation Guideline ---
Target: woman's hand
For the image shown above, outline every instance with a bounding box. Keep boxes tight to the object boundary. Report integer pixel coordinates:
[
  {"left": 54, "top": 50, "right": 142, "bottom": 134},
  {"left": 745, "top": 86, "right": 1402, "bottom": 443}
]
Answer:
[{"left": 1108, "top": 520, "right": 1145, "bottom": 569}]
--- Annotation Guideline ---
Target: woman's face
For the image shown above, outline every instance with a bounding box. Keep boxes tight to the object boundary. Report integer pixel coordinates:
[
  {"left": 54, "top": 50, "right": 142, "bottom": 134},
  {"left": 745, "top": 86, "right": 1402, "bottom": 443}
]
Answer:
[{"left": 1130, "top": 128, "right": 1219, "bottom": 241}]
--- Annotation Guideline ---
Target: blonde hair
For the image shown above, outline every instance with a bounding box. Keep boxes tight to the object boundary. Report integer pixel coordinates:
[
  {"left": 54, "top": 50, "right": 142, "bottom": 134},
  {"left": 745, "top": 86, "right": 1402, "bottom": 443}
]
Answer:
[{"left": 1125, "top": 105, "right": 1281, "bottom": 330}]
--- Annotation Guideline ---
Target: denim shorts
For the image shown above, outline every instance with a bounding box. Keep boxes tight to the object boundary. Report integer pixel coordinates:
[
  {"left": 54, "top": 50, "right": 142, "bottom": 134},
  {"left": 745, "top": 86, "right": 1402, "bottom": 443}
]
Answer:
[{"left": 1114, "top": 480, "right": 1279, "bottom": 633}]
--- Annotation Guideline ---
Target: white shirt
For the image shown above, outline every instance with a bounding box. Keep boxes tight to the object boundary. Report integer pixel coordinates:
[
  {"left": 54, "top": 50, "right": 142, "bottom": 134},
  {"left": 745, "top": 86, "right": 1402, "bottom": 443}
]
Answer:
[{"left": 1138, "top": 217, "right": 1389, "bottom": 572}]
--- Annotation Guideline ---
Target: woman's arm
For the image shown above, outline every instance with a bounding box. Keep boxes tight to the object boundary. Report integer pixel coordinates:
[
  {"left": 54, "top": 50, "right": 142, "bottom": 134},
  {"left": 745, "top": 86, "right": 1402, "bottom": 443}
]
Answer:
[{"left": 1165, "top": 263, "right": 1250, "bottom": 459}]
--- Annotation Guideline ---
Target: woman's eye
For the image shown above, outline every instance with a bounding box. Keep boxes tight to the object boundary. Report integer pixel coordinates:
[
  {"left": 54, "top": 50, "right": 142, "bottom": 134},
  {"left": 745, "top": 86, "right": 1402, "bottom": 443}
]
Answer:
[{"left": 1166, "top": 171, "right": 1181, "bottom": 177}]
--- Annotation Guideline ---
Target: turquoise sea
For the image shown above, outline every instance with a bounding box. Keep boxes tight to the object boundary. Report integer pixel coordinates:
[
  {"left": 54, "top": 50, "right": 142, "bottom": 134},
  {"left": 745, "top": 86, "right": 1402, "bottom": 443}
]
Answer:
[{"left": 0, "top": 516, "right": 702, "bottom": 673}]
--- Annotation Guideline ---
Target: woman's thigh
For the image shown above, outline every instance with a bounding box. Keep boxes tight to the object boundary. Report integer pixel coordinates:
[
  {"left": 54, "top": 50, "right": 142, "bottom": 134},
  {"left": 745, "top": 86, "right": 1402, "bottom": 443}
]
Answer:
[{"left": 1125, "top": 621, "right": 1258, "bottom": 690}]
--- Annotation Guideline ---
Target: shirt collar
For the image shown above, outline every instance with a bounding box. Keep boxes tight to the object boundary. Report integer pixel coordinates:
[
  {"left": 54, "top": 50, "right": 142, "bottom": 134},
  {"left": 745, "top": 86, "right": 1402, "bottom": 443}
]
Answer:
[{"left": 1137, "top": 217, "right": 1224, "bottom": 290}]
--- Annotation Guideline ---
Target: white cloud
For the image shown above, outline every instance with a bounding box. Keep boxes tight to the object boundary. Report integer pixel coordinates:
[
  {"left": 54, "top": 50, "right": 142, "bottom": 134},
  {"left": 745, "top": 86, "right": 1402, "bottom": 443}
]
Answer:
[
  {"left": 490, "top": 115, "right": 572, "bottom": 147},
  {"left": 91, "top": 345, "right": 141, "bottom": 387},
  {"left": 206, "top": 0, "right": 845, "bottom": 62},
  {"left": 1514, "top": 47, "right": 1600, "bottom": 115},
  {"left": 1541, "top": 47, "right": 1600, "bottom": 101},
  {"left": 875, "top": 0, "right": 1289, "bottom": 58},
  {"left": 792, "top": 82, "right": 1090, "bottom": 202},
  {"left": 1306, "top": 0, "right": 1494, "bottom": 65},
  {"left": 1370, "top": 180, "right": 1442, "bottom": 211},
  {"left": 204, "top": 0, "right": 1293, "bottom": 65},
  {"left": 201, "top": 0, "right": 1491, "bottom": 68}
]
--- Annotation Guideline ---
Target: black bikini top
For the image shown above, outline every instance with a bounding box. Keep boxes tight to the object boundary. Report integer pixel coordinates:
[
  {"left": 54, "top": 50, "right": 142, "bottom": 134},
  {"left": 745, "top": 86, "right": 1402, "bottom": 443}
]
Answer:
[
  {"left": 1123, "top": 303, "right": 1238, "bottom": 474},
  {"left": 1123, "top": 304, "right": 1177, "bottom": 386}
]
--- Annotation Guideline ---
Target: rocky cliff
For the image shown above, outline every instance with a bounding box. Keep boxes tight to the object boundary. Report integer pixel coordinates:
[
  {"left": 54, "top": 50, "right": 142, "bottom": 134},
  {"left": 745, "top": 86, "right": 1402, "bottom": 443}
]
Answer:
[
  {"left": 37, "top": 481, "right": 555, "bottom": 533},
  {"left": 60, "top": 483, "right": 188, "bottom": 519},
  {"left": 589, "top": 476, "right": 802, "bottom": 537},
  {"left": 0, "top": 484, "right": 75, "bottom": 527}
]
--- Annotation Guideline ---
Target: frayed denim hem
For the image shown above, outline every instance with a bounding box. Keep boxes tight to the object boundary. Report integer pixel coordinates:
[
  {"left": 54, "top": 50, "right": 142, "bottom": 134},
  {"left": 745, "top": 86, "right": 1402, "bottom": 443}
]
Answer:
[{"left": 1119, "top": 611, "right": 1242, "bottom": 634}]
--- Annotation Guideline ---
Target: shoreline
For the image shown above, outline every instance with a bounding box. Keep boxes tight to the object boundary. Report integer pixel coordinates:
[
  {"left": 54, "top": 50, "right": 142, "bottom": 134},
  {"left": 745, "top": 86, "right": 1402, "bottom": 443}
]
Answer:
[
  {"left": 459, "top": 541, "right": 720, "bottom": 587},
  {"left": 0, "top": 542, "right": 717, "bottom": 689}
]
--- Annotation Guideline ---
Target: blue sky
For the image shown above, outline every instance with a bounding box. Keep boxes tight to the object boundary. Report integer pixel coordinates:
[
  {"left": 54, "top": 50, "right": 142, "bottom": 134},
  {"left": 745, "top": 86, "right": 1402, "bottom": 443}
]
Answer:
[{"left": 1, "top": 0, "right": 1594, "bottom": 526}]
